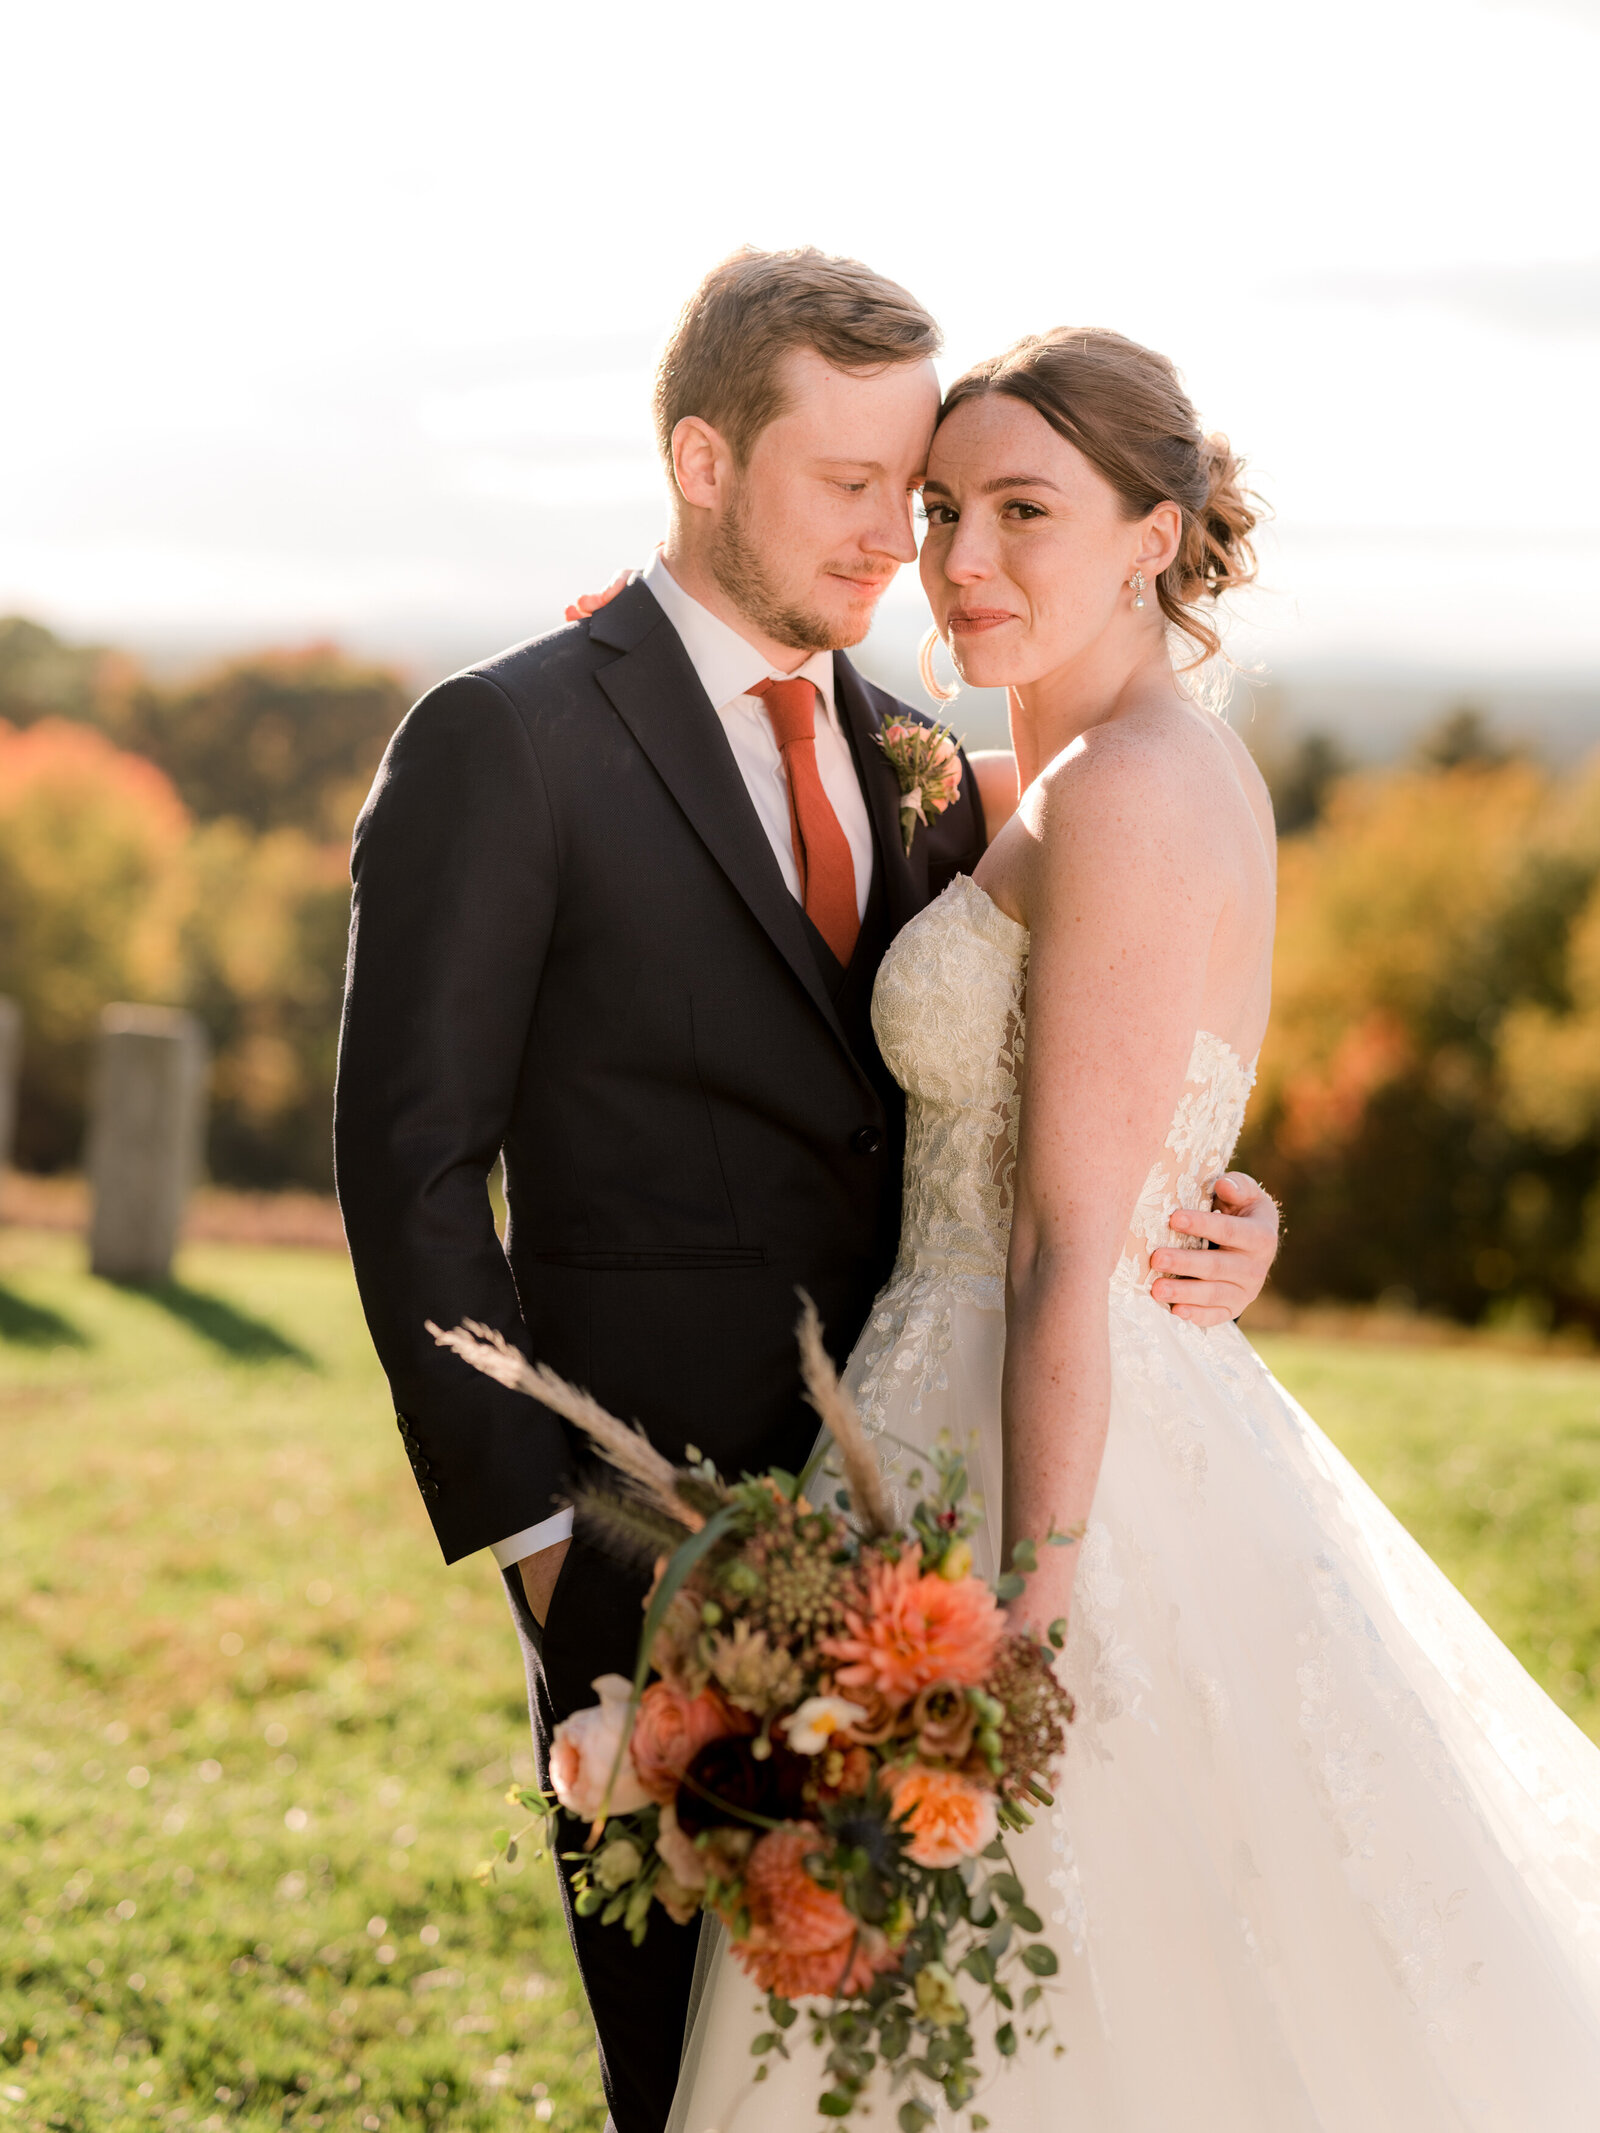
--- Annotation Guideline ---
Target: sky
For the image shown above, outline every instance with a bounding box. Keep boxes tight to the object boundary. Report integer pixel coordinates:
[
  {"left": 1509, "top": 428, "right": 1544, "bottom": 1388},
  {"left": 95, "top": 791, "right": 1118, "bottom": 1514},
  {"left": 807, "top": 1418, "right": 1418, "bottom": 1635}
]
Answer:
[{"left": 3, "top": 0, "right": 1598, "bottom": 694}]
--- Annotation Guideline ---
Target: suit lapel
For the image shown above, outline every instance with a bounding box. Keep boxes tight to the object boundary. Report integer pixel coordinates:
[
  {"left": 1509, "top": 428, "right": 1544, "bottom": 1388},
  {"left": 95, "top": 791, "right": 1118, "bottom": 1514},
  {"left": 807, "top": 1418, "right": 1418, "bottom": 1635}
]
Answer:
[
  {"left": 591, "top": 582, "right": 854, "bottom": 1058},
  {"left": 834, "top": 653, "right": 926, "bottom": 933}
]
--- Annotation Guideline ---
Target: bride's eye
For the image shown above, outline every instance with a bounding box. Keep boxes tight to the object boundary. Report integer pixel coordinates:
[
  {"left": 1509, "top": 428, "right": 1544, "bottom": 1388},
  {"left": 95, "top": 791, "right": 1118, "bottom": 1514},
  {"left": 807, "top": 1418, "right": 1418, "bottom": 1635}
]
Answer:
[
  {"left": 918, "top": 503, "right": 958, "bottom": 526},
  {"left": 1002, "top": 499, "right": 1048, "bottom": 521}
]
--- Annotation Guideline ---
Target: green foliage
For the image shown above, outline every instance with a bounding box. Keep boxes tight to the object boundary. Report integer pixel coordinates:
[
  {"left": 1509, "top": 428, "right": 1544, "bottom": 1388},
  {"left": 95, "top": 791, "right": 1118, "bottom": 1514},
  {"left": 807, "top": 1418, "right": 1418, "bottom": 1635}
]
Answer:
[
  {"left": 1265, "top": 731, "right": 1352, "bottom": 836},
  {"left": 0, "top": 1229, "right": 605, "bottom": 2130},
  {"left": 107, "top": 645, "right": 408, "bottom": 840},
  {"left": 0, "top": 616, "right": 128, "bottom": 729},
  {"left": 182, "top": 825, "right": 352, "bottom": 1189}
]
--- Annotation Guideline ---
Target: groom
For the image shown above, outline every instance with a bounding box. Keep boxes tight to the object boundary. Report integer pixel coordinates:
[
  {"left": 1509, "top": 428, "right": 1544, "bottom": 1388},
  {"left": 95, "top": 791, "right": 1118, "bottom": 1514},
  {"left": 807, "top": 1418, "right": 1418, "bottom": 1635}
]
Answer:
[{"left": 335, "top": 246, "right": 1280, "bottom": 2132}]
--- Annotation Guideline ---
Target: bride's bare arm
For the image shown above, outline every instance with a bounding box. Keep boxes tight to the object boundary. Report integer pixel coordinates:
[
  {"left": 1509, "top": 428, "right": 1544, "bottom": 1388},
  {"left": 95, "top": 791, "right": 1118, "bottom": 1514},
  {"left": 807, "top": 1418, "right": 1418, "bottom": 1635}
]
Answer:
[{"left": 998, "top": 732, "right": 1224, "bottom": 1632}]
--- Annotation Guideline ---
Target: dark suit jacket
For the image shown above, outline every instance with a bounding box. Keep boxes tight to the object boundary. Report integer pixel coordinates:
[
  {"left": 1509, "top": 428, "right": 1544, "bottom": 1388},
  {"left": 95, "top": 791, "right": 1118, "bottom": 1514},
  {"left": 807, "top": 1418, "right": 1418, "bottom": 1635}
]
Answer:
[{"left": 334, "top": 578, "right": 987, "bottom": 1563}]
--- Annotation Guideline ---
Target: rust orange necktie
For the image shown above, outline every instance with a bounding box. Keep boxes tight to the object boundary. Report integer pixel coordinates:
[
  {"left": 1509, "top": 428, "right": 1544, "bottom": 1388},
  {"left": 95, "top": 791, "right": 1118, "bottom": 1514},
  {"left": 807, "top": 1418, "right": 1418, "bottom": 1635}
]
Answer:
[{"left": 748, "top": 676, "right": 860, "bottom": 967}]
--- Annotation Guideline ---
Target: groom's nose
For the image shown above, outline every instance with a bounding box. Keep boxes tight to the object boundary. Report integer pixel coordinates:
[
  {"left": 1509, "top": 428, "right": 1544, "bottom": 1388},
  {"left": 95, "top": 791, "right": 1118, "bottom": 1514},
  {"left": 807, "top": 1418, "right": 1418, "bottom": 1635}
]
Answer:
[{"left": 861, "top": 485, "right": 920, "bottom": 567}]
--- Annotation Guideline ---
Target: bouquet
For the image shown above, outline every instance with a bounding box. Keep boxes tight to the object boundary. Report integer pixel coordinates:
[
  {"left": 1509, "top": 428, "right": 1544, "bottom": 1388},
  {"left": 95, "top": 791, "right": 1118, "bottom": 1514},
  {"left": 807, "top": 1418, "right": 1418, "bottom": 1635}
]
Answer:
[
  {"left": 875, "top": 719, "right": 965, "bottom": 856},
  {"left": 432, "top": 1302, "right": 1075, "bottom": 2128}
]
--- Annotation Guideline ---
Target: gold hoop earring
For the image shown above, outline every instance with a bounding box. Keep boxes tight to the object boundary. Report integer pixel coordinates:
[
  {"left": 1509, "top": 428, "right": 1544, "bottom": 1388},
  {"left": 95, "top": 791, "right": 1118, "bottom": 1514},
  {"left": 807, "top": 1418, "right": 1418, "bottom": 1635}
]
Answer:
[
  {"left": 1130, "top": 569, "right": 1147, "bottom": 612},
  {"left": 918, "top": 626, "right": 960, "bottom": 705}
]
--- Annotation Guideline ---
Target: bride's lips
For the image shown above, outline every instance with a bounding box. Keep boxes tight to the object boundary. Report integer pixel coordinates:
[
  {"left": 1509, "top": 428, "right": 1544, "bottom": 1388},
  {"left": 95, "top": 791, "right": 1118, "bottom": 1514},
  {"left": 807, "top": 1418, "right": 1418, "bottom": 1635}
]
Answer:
[{"left": 946, "top": 609, "right": 1017, "bottom": 635}]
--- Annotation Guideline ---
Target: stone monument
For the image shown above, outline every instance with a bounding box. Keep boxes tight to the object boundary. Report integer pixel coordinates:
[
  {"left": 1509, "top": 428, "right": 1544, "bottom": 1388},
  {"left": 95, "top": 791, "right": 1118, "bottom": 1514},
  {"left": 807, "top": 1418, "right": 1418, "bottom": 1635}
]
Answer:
[{"left": 87, "top": 1004, "right": 209, "bottom": 1282}]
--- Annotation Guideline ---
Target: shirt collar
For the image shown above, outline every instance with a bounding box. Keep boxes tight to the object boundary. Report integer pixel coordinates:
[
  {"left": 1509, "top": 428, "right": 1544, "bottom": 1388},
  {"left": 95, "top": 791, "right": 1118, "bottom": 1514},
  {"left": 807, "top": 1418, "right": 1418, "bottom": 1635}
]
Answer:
[{"left": 643, "top": 551, "right": 838, "bottom": 728}]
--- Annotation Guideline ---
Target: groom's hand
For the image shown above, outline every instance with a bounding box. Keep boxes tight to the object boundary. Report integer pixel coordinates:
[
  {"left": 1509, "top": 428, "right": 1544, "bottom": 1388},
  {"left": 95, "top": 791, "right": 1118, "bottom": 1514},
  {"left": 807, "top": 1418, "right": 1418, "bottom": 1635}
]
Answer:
[
  {"left": 1150, "top": 1173, "right": 1280, "bottom": 1326},
  {"left": 517, "top": 1538, "right": 572, "bottom": 1629}
]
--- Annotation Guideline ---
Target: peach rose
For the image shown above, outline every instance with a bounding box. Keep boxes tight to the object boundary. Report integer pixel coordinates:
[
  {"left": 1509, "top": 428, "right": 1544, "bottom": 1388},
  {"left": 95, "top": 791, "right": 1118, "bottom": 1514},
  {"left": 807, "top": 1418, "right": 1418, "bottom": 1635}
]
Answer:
[
  {"left": 729, "top": 1826, "right": 899, "bottom": 2000},
  {"left": 654, "top": 1799, "right": 707, "bottom": 1892},
  {"left": 911, "top": 1681, "right": 976, "bottom": 1764},
  {"left": 631, "top": 1681, "right": 746, "bottom": 1805},
  {"left": 548, "top": 1674, "right": 652, "bottom": 1820},
  {"left": 824, "top": 1545, "right": 1004, "bottom": 1705},
  {"left": 889, "top": 1765, "right": 998, "bottom": 1868},
  {"left": 653, "top": 1865, "right": 703, "bottom": 1926}
]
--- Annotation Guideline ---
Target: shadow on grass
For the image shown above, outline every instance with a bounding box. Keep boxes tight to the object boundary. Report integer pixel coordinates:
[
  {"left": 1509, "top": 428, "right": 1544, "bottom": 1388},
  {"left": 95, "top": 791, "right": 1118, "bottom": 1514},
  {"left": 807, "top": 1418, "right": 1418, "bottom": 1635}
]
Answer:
[
  {"left": 112, "top": 1278, "right": 317, "bottom": 1366},
  {"left": 0, "top": 1282, "right": 91, "bottom": 1348}
]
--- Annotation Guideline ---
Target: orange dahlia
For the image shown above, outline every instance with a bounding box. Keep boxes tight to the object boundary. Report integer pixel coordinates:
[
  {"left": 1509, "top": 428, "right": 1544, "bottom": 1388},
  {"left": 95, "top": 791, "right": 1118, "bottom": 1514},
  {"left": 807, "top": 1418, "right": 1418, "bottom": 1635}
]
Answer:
[
  {"left": 822, "top": 1546, "right": 1003, "bottom": 1705},
  {"left": 728, "top": 1826, "right": 897, "bottom": 2000}
]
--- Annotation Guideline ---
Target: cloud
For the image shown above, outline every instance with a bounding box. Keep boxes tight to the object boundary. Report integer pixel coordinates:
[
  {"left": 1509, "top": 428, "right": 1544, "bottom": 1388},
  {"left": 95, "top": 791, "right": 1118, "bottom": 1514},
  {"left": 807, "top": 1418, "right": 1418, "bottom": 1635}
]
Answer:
[
  {"left": 1489, "top": 0, "right": 1600, "bottom": 25},
  {"left": 1272, "top": 260, "right": 1600, "bottom": 333}
]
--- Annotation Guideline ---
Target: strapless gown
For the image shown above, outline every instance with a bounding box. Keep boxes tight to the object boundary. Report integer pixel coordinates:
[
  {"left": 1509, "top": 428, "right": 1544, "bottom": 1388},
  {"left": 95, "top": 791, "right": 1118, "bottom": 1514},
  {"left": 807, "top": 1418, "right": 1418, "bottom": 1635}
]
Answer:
[{"left": 669, "top": 876, "right": 1600, "bottom": 2132}]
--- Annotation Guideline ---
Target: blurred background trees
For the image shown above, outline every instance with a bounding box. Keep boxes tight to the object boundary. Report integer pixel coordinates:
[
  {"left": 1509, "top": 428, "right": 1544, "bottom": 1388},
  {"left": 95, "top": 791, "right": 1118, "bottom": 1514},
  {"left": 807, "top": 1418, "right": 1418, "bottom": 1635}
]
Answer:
[
  {"left": 0, "top": 620, "right": 394, "bottom": 1187},
  {"left": 1240, "top": 719, "right": 1600, "bottom": 1330},
  {"left": 5, "top": 613, "right": 1600, "bottom": 1331}
]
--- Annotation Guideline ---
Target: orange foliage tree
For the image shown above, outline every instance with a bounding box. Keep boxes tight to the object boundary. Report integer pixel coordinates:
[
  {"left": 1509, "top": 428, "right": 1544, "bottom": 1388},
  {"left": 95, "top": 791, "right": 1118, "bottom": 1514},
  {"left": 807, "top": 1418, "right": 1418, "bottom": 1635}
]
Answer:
[
  {"left": 0, "top": 720, "right": 191, "bottom": 1170},
  {"left": 0, "top": 720, "right": 353, "bottom": 1186},
  {"left": 1240, "top": 754, "right": 1600, "bottom": 1323}
]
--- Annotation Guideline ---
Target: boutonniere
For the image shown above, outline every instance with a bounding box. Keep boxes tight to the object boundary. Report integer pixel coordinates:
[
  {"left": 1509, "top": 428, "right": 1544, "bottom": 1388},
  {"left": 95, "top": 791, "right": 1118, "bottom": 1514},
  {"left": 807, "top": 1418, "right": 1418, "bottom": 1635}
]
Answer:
[{"left": 876, "top": 719, "right": 964, "bottom": 855}]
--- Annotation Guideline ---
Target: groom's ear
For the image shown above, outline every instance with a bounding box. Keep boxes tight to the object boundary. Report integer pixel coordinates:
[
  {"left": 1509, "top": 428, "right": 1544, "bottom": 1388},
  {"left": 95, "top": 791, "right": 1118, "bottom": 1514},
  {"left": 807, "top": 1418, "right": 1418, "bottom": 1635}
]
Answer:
[{"left": 671, "top": 415, "right": 736, "bottom": 514}]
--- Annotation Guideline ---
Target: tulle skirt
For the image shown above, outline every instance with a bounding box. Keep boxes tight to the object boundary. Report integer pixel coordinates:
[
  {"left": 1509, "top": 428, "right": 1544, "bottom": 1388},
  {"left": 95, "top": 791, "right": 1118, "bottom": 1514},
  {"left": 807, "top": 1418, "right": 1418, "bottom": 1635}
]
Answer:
[{"left": 668, "top": 1284, "right": 1600, "bottom": 2132}]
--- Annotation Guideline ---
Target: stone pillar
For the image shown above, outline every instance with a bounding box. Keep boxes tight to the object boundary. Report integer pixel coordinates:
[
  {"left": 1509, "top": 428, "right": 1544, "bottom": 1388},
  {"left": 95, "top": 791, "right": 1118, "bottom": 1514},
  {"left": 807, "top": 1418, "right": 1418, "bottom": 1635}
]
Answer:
[
  {"left": 0, "top": 997, "right": 20, "bottom": 1177},
  {"left": 87, "top": 1005, "right": 209, "bottom": 1282}
]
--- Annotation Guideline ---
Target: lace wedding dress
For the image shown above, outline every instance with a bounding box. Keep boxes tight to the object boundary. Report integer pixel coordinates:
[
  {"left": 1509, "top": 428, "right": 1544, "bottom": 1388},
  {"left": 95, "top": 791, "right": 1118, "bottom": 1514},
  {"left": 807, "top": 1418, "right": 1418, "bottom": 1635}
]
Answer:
[{"left": 670, "top": 875, "right": 1600, "bottom": 2132}]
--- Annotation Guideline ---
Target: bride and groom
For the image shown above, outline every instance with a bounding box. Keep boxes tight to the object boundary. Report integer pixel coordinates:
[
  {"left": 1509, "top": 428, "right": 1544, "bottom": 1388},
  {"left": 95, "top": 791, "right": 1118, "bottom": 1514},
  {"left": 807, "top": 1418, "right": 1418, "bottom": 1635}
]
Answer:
[{"left": 335, "top": 247, "right": 1600, "bottom": 2130}]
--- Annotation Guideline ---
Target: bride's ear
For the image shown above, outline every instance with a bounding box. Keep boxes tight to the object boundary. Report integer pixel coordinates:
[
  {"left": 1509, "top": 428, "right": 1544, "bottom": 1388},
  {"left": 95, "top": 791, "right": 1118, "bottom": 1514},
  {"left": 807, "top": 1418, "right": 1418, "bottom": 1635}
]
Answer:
[{"left": 1136, "top": 499, "right": 1184, "bottom": 581}]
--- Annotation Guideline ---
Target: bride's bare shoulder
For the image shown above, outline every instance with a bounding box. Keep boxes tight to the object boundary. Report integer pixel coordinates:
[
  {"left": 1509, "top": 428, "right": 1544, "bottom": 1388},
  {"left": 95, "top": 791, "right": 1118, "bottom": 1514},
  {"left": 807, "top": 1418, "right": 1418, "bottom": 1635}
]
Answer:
[{"left": 1027, "top": 705, "right": 1212, "bottom": 851}]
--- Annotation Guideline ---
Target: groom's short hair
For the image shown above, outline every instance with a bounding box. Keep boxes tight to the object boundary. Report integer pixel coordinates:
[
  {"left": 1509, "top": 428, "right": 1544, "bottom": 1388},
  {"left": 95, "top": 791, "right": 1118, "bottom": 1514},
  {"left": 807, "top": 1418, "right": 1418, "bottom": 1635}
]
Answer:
[{"left": 653, "top": 247, "right": 941, "bottom": 469}]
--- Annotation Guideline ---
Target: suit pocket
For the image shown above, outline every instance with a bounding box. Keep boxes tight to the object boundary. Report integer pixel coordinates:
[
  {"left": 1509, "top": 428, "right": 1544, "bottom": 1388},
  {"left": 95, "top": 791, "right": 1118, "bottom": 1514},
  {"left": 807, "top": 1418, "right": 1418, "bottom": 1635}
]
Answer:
[{"left": 524, "top": 1246, "right": 765, "bottom": 1271}]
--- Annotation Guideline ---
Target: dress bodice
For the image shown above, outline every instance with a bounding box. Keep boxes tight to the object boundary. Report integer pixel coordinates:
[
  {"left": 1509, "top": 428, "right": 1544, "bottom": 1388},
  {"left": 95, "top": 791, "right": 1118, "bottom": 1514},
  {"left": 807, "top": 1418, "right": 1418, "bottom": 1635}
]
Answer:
[
  {"left": 869, "top": 874, "right": 1258, "bottom": 1302},
  {"left": 870, "top": 874, "right": 1030, "bottom": 1297}
]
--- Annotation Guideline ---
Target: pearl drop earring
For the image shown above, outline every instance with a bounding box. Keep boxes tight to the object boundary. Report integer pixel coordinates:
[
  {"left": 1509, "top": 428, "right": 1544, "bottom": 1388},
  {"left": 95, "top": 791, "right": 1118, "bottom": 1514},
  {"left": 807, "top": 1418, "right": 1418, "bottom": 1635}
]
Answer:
[{"left": 1130, "top": 569, "right": 1147, "bottom": 611}]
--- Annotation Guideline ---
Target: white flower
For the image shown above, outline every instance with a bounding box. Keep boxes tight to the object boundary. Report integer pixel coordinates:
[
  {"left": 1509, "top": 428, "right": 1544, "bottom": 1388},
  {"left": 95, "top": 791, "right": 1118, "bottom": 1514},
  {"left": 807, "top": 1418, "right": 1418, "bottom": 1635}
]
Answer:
[{"left": 782, "top": 1695, "right": 869, "bottom": 1757}]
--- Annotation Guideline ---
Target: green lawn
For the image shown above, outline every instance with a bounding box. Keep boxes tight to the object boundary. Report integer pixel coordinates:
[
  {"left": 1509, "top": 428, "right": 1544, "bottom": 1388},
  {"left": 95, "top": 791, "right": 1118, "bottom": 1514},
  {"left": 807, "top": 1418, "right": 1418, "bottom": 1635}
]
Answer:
[
  {"left": 2, "top": 1233, "right": 1598, "bottom": 2133},
  {"left": 0, "top": 1230, "right": 601, "bottom": 2133}
]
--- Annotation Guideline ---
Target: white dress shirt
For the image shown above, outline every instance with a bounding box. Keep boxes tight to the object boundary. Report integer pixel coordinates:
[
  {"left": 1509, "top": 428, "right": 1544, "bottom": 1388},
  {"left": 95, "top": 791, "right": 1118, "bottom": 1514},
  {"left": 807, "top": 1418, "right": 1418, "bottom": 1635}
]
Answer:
[{"left": 489, "top": 555, "right": 877, "bottom": 1570}]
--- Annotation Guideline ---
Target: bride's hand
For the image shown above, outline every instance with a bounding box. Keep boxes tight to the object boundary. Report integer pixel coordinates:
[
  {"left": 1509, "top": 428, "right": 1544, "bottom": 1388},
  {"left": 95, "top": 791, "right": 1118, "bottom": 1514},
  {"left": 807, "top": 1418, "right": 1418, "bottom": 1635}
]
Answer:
[{"left": 564, "top": 570, "right": 632, "bottom": 623}]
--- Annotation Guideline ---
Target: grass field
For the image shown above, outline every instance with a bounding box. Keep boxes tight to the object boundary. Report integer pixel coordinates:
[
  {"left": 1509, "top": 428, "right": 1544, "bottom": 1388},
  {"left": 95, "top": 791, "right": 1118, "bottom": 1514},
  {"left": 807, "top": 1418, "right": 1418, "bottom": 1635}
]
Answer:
[{"left": 3, "top": 1229, "right": 1599, "bottom": 2132}]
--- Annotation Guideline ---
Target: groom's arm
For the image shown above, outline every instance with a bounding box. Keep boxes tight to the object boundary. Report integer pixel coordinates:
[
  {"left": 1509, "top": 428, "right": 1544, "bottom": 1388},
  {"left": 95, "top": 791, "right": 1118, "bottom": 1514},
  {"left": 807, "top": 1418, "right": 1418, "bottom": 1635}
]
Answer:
[
  {"left": 334, "top": 671, "right": 571, "bottom": 1565},
  {"left": 1153, "top": 1175, "right": 1279, "bottom": 1326}
]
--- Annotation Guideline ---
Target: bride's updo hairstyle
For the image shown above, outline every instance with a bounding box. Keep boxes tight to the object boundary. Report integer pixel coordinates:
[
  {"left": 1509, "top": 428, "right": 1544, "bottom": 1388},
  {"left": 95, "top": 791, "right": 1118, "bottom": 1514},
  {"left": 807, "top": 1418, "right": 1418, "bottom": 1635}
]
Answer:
[{"left": 936, "top": 328, "right": 1260, "bottom": 668}]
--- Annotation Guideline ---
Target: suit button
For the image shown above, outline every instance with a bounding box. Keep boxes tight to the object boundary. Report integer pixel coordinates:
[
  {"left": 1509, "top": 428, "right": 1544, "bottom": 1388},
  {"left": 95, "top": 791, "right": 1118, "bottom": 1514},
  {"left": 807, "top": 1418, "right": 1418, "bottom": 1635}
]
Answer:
[{"left": 851, "top": 1127, "right": 884, "bottom": 1156}]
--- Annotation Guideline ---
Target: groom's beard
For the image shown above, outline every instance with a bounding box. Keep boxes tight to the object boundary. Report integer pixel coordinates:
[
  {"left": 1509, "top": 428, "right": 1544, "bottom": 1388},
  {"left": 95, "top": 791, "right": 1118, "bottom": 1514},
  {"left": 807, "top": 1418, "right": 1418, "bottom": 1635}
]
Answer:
[{"left": 710, "top": 492, "right": 876, "bottom": 654}]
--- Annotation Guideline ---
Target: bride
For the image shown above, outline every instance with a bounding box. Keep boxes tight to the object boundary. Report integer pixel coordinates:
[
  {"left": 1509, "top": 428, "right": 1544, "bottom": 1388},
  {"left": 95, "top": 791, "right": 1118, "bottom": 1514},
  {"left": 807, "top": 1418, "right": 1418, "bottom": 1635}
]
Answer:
[{"left": 667, "top": 329, "right": 1600, "bottom": 2130}]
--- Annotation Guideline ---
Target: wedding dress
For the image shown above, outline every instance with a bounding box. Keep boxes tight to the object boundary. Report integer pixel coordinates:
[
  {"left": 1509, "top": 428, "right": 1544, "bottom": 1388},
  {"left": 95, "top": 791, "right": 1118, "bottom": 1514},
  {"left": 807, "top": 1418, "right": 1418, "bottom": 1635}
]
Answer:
[{"left": 670, "top": 875, "right": 1600, "bottom": 2132}]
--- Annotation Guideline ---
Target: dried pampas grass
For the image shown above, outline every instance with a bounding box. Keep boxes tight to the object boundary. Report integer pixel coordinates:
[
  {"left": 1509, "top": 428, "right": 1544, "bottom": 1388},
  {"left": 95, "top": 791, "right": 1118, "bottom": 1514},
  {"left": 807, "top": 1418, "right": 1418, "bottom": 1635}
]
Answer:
[
  {"left": 426, "top": 1319, "right": 706, "bottom": 1533},
  {"left": 794, "top": 1293, "right": 893, "bottom": 1539}
]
